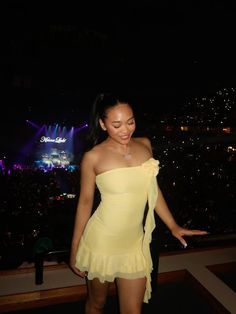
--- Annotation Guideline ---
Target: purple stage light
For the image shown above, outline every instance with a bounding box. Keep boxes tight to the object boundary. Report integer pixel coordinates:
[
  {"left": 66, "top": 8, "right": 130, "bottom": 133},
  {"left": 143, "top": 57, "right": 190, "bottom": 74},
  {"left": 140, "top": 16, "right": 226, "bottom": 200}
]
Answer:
[
  {"left": 19, "top": 124, "right": 46, "bottom": 159},
  {"left": 74, "top": 123, "right": 88, "bottom": 133},
  {"left": 26, "top": 120, "right": 41, "bottom": 129}
]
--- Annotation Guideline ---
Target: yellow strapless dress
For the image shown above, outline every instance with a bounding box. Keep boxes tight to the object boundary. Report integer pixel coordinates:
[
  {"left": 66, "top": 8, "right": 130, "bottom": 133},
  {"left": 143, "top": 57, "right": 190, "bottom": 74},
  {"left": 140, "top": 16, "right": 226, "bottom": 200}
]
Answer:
[{"left": 75, "top": 158, "right": 159, "bottom": 303}]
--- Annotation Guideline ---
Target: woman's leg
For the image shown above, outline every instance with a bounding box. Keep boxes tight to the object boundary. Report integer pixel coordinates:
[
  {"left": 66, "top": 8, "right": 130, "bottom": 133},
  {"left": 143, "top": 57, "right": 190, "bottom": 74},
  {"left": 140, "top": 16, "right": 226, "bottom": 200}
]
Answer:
[
  {"left": 116, "top": 277, "right": 146, "bottom": 314},
  {"left": 85, "top": 278, "right": 110, "bottom": 314}
]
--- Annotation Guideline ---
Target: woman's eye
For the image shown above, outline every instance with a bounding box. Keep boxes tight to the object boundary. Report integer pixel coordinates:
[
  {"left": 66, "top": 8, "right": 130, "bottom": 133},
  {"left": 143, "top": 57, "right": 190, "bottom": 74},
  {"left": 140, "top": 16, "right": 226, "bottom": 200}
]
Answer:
[{"left": 113, "top": 124, "right": 121, "bottom": 128}]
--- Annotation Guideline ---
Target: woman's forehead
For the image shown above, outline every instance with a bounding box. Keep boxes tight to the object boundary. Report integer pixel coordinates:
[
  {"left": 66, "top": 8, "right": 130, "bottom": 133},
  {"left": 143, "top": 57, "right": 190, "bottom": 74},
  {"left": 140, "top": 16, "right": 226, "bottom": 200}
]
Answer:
[{"left": 106, "top": 103, "right": 132, "bottom": 116}]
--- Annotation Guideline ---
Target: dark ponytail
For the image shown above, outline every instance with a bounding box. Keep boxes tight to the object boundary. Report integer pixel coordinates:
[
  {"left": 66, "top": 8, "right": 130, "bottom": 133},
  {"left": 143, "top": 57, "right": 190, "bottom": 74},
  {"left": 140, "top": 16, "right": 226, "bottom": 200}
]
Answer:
[{"left": 84, "top": 92, "right": 132, "bottom": 151}]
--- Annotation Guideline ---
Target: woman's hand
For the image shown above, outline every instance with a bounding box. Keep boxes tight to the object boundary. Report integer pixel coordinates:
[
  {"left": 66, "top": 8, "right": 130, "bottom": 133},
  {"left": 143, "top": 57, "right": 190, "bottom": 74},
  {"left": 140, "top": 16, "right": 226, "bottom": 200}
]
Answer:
[
  {"left": 171, "top": 225, "right": 208, "bottom": 248},
  {"left": 69, "top": 255, "right": 88, "bottom": 278}
]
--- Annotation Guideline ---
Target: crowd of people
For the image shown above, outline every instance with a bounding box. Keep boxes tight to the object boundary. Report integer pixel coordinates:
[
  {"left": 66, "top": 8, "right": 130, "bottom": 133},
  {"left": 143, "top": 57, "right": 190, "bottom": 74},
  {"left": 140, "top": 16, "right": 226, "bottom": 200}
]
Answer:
[
  {"left": 0, "top": 108, "right": 235, "bottom": 273},
  {"left": 0, "top": 166, "right": 80, "bottom": 269}
]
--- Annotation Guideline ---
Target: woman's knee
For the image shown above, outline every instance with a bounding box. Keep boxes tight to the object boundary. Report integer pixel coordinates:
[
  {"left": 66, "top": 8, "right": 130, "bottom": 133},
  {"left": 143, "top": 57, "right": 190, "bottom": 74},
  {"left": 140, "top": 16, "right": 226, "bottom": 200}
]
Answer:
[
  {"left": 86, "top": 294, "right": 107, "bottom": 310},
  {"left": 86, "top": 278, "right": 109, "bottom": 310}
]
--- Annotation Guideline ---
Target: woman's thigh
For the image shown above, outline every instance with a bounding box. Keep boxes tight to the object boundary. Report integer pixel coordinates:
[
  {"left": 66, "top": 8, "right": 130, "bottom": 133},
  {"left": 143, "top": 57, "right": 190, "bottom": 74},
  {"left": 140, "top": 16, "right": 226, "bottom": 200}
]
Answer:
[
  {"left": 86, "top": 278, "right": 110, "bottom": 305},
  {"left": 116, "top": 277, "right": 146, "bottom": 313}
]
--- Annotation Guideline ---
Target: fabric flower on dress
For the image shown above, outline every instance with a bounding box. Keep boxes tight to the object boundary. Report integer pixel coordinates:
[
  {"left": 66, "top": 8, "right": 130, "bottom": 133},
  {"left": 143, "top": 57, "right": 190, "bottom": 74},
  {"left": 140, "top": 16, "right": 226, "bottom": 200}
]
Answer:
[{"left": 142, "top": 158, "right": 160, "bottom": 177}]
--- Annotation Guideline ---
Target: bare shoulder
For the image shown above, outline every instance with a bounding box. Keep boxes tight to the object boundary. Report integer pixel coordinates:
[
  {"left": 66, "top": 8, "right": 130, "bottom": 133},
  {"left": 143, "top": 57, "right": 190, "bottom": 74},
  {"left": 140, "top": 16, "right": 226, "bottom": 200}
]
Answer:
[
  {"left": 133, "top": 137, "right": 152, "bottom": 151},
  {"left": 80, "top": 148, "right": 99, "bottom": 171},
  {"left": 81, "top": 143, "right": 107, "bottom": 171}
]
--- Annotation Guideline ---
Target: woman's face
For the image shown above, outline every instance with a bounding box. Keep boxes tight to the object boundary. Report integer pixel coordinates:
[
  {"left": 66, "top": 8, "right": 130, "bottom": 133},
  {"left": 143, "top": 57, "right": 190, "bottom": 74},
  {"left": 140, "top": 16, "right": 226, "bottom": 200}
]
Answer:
[{"left": 100, "top": 103, "right": 136, "bottom": 144}]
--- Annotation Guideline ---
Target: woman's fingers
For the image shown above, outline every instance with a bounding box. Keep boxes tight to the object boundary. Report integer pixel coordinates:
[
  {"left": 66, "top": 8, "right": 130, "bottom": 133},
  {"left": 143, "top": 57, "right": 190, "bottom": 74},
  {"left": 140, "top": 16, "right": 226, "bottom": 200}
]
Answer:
[
  {"left": 70, "top": 266, "right": 87, "bottom": 278},
  {"left": 172, "top": 227, "right": 208, "bottom": 248},
  {"left": 182, "top": 229, "right": 208, "bottom": 236}
]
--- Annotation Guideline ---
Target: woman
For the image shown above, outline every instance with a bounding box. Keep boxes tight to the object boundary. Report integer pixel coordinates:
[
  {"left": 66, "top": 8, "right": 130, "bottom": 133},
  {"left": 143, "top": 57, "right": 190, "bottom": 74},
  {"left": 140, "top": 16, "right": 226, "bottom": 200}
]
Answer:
[{"left": 70, "top": 93, "right": 207, "bottom": 314}]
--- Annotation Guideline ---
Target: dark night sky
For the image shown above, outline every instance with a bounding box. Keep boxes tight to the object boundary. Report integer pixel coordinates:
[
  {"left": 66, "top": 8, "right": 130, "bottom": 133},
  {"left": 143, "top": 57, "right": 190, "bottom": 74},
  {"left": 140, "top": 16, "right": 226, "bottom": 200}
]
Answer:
[{"left": 2, "top": 1, "right": 236, "bottom": 158}]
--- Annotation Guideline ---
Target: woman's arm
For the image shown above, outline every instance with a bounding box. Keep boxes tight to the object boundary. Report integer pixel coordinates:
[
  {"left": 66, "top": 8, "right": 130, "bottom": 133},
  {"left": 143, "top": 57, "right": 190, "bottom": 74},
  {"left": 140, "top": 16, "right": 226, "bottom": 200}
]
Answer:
[
  {"left": 70, "top": 152, "right": 96, "bottom": 276},
  {"left": 155, "top": 186, "right": 208, "bottom": 248}
]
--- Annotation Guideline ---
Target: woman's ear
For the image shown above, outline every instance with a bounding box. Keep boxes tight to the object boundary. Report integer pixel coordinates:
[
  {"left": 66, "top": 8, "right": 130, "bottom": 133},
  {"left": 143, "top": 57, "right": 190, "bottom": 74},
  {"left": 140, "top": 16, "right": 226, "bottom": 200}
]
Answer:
[{"left": 99, "top": 119, "right": 107, "bottom": 131}]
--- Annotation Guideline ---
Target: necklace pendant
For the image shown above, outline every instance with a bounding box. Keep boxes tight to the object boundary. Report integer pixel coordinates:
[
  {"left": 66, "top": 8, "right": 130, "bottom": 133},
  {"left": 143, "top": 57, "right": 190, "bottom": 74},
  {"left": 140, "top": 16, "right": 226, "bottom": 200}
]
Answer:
[{"left": 124, "top": 153, "right": 132, "bottom": 160}]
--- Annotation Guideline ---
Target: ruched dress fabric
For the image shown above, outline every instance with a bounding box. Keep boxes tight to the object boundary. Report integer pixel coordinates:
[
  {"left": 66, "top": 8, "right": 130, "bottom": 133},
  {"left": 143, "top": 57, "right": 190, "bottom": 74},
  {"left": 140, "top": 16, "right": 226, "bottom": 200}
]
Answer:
[{"left": 75, "top": 158, "right": 159, "bottom": 303}]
